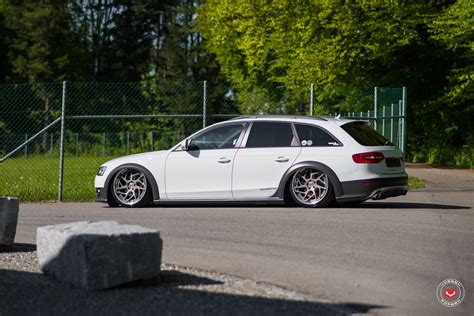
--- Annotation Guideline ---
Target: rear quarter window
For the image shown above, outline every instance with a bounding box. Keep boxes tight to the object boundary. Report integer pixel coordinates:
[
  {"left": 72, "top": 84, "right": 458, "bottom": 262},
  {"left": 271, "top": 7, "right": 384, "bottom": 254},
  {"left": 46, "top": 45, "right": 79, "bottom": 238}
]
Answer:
[
  {"left": 295, "top": 124, "right": 340, "bottom": 146},
  {"left": 342, "top": 122, "right": 392, "bottom": 146}
]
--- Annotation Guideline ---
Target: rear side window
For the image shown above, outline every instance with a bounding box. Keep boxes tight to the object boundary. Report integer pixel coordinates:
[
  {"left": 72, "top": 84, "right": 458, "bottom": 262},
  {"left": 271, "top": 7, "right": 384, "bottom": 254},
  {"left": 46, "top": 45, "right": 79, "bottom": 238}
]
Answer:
[
  {"left": 246, "top": 122, "right": 295, "bottom": 148},
  {"left": 295, "top": 124, "right": 340, "bottom": 146},
  {"left": 342, "top": 122, "right": 391, "bottom": 146}
]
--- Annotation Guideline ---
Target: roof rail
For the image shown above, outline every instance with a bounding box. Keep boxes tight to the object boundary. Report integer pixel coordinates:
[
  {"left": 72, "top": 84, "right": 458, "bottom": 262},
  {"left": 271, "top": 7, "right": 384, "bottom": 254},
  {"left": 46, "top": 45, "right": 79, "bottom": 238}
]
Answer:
[{"left": 230, "top": 115, "right": 327, "bottom": 121}]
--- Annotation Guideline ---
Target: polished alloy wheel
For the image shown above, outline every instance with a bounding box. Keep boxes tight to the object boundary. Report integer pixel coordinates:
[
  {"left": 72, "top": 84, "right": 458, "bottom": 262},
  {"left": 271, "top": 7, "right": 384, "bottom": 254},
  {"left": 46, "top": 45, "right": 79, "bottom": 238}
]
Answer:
[
  {"left": 291, "top": 168, "right": 329, "bottom": 206},
  {"left": 113, "top": 169, "right": 148, "bottom": 206}
]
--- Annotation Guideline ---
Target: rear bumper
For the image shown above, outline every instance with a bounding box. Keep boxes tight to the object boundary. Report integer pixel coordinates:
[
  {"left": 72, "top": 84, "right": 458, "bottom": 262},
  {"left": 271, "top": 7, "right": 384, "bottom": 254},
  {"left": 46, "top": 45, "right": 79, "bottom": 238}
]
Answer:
[
  {"left": 337, "top": 176, "right": 408, "bottom": 202},
  {"left": 95, "top": 187, "right": 107, "bottom": 203}
]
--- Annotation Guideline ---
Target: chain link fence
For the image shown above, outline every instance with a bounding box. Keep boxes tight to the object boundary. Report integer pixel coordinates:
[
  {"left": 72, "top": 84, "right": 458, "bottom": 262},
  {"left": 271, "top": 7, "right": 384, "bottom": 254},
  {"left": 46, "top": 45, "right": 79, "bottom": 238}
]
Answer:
[
  {"left": 331, "top": 87, "right": 407, "bottom": 154},
  {"left": 0, "top": 82, "right": 406, "bottom": 201}
]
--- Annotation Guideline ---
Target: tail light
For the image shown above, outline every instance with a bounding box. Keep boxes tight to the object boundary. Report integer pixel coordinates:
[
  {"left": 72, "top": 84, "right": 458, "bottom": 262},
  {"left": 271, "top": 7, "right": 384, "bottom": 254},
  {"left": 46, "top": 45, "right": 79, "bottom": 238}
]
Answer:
[{"left": 352, "top": 152, "right": 385, "bottom": 164}]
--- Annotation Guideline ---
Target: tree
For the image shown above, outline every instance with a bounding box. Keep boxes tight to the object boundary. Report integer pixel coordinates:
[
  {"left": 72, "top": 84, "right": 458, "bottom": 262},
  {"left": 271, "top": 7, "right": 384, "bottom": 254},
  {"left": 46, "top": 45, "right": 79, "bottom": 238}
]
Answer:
[
  {"left": 141, "top": 0, "right": 231, "bottom": 132},
  {"left": 70, "top": 0, "right": 116, "bottom": 81},
  {"left": 71, "top": 0, "right": 166, "bottom": 81},
  {"left": 108, "top": 1, "right": 160, "bottom": 81},
  {"left": 199, "top": 2, "right": 447, "bottom": 111},
  {"left": 0, "top": 0, "right": 10, "bottom": 83},
  {"left": 199, "top": 1, "right": 472, "bottom": 166},
  {"left": 5, "top": 1, "right": 89, "bottom": 151},
  {"left": 428, "top": 0, "right": 473, "bottom": 166}
]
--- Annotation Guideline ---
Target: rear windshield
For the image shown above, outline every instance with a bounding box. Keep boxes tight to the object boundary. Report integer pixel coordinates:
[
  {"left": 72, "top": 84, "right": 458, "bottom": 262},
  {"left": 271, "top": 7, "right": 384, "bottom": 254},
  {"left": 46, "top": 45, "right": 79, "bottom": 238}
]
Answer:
[{"left": 341, "top": 122, "right": 392, "bottom": 146}]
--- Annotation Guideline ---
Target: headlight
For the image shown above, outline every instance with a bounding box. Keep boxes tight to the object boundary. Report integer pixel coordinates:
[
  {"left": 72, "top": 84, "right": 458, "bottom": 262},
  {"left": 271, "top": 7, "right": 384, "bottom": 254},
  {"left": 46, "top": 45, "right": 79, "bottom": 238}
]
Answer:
[{"left": 97, "top": 166, "right": 107, "bottom": 176}]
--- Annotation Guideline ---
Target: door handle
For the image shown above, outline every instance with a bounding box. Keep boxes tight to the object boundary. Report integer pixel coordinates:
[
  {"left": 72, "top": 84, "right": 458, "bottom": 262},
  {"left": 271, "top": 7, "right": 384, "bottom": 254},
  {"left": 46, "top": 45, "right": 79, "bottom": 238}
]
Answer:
[
  {"left": 218, "top": 157, "right": 231, "bottom": 163},
  {"left": 275, "top": 156, "right": 289, "bottom": 163}
]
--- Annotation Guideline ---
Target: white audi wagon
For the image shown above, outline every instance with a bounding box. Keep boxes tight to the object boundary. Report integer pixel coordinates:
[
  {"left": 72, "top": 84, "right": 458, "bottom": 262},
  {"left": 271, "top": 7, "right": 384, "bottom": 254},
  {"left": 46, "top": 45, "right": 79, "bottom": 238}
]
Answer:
[{"left": 95, "top": 116, "right": 408, "bottom": 208}]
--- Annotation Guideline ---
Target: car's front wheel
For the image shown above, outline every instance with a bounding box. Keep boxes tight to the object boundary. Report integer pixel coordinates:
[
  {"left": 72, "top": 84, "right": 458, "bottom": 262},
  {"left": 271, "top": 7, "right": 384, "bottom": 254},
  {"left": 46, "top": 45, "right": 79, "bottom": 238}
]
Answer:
[
  {"left": 110, "top": 168, "right": 152, "bottom": 207},
  {"left": 289, "top": 168, "right": 334, "bottom": 208}
]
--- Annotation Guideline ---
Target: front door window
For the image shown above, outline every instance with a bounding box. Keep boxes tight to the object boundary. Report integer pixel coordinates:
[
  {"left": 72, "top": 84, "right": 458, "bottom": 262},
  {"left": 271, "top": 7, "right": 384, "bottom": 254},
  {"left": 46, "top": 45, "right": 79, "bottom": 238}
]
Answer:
[{"left": 191, "top": 123, "right": 246, "bottom": 150}]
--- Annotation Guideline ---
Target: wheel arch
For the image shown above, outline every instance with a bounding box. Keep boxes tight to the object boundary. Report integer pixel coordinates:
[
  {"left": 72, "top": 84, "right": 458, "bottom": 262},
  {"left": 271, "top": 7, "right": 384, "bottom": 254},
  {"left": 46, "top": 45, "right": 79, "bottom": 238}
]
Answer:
[
  {"left": 104, "top": 163, "right": 160, "bottom": 202},
  {"left": 273, "top": 161, "right": 343, "bottom": 199}
]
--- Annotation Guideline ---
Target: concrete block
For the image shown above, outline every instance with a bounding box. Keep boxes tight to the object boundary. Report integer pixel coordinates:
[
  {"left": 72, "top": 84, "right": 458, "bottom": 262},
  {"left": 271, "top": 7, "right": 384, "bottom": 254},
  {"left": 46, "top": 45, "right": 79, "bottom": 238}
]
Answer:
[
  {"left": 0, "top": 197, "right": 19, "bottom": 248},
  {"left": 36, "top": 221, "right": 162, "bottom": 291}
]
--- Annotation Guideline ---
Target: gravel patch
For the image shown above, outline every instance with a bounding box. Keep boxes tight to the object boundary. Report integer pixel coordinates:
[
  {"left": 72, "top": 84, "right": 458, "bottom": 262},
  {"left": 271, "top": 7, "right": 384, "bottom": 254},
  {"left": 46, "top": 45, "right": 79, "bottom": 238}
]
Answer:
[{"left": 0, "top": 244, "right": 363, "bottom": 315}]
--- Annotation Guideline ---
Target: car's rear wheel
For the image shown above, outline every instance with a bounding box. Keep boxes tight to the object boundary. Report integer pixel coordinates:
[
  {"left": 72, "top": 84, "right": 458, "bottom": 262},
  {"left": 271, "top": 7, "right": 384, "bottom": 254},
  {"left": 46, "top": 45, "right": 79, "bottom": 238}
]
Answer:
[
  {"left": 110, "top": 168, "right": 152, "bottom": 207},
  {"left": 290, "top": 168, "right": 334, "bottom": 208}
]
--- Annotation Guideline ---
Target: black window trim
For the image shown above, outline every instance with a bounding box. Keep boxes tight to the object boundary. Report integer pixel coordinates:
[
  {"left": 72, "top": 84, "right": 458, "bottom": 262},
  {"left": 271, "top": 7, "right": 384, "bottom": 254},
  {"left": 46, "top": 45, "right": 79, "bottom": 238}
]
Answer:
[
  {"left": 292, "top": 122, "right": 344, "bottom": 147},
  {"left": 173, "top": 122, "right": 250, "bottom": 152},
  {"left": 241, "top": 121, "right": 299, "bottom": 149}
]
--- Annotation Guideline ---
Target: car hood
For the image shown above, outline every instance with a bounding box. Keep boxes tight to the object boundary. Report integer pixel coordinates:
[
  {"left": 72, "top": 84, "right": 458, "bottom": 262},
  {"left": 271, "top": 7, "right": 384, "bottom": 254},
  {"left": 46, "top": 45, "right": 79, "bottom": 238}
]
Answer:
[{"left": 101, "top": 150, "right": 168, "bottom": 168}]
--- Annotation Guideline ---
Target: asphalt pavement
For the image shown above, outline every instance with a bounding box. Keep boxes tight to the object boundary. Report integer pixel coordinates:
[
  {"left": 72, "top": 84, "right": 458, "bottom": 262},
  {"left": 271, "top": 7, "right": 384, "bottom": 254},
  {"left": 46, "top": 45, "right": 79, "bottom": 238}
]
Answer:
[{"left": 9, "top": 165, "right": 474, "bottom": 315}]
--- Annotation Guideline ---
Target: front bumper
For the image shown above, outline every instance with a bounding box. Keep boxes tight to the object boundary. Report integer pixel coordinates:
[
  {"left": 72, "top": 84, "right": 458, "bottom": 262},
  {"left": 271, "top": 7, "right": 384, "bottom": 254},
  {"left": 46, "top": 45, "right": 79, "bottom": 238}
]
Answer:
[
  {"left": 95, "top": 187, "right": 108, "bottom": 203},
  {"left": 337, "top": 176, "right": 408, "bottom": 202}
]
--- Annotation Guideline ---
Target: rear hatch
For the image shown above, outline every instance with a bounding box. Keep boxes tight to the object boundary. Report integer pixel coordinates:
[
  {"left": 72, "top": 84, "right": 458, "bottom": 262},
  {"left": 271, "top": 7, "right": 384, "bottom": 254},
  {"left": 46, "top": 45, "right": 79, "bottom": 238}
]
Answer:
[{"left": 341, "top": 121, "right": 405, "bottom": 175}]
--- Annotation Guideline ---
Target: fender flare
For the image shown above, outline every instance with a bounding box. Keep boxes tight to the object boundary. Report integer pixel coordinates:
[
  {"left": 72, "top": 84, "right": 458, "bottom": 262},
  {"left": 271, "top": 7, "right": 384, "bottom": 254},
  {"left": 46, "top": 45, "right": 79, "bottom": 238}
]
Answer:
[
  {"left": 273, "top": 161, "right": 343, "bottom": 199},
  {"left": 104, "top": 163, "right": 160, "bottom": 201}
]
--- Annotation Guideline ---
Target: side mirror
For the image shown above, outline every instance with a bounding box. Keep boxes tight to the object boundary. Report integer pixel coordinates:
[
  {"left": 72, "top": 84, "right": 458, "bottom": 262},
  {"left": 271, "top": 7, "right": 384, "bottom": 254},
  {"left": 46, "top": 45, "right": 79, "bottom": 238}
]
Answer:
[{"left": 181, "top": 138, "right": 191, "bottom": 151}]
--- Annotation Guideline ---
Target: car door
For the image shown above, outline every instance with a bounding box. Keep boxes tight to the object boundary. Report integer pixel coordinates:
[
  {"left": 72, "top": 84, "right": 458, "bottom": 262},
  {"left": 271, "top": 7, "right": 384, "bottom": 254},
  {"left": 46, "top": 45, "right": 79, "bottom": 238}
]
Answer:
[
  {"left": 165, "top": 122, "right": 247, "bottom": 200},
  {"left": 232, "top": 121, "right": 301, "bottom": 199}
]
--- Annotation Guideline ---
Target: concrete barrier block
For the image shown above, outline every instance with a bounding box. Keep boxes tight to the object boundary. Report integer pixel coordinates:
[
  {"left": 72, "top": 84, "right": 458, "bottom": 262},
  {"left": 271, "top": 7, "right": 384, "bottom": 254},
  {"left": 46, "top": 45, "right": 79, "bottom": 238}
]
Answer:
[
  {"left": 36, "top": 221, "right": 162, "bottom": 291},
  {"left": 0, "top": 197, "right": 19, "bottom": 248}
]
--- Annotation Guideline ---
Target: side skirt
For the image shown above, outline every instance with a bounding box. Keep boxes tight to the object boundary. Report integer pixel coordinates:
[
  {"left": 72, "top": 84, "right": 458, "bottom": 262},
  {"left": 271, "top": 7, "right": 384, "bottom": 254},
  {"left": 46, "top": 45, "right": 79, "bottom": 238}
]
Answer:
[{"left": 152, "top": 197, "right": 284, "bottom": 206}]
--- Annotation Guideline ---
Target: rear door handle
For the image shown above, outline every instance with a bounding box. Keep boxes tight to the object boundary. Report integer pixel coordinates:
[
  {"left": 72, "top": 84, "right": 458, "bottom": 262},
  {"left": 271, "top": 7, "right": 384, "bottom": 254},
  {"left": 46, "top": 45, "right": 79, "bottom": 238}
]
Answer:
[
  {"left": 218, "top": 157, "right": 231, "bottom": 163},
  {"left": 275, "top": 156, "right": 289, "bottom": 163}
]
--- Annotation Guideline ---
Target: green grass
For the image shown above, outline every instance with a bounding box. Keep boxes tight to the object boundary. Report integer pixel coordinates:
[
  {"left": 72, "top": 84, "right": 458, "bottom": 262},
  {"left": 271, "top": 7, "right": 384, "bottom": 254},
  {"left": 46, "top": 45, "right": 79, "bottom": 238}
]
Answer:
[
  {"left": 408, "top": 176, "right": 425, "bottom": 190},
  {"left": 1, "top": 156, "right": 427, "bottom": 202},
  {"left": 0, "top": 156, "right": 113, "bottom": 202}
]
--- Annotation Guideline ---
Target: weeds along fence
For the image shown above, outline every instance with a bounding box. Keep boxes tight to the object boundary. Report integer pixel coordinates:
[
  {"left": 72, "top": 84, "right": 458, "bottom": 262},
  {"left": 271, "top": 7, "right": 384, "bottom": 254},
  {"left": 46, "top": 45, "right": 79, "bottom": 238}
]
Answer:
[{"left": 0, "top": 82, "right": 406, "bottom": 202}]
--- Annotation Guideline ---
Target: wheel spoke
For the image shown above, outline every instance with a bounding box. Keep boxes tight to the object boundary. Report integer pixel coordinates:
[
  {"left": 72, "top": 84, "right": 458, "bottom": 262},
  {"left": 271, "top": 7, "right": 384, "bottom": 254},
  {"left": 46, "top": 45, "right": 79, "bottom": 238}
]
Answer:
[{"left": 302, "top": 191, "right": 312, "bottom": 201}]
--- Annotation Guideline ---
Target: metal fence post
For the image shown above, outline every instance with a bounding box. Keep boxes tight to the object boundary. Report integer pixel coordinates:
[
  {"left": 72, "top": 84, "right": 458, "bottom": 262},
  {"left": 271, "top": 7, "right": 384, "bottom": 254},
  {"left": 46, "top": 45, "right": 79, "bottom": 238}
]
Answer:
[
  {"left": 310, "top": 83, "right": 314, "bottom": 116},
  {"left": 382, "top": 106, "right": 385, "bottom": 136},
  {"left": 58, "top": 81, "right": 66, "bottom": 202},
  {"left": 398, "top": 100, "right": 402, "bottom": 149},
  {"left": 203, "top": 80, "right": 207, "bottom": 128},
  {"left": 374, "top": 86, "right": 378, "bottom": 131},
  {"left": 402, "top": 87, "right": 407, "bottom": 158},
  {"left": 390, "top": 104, "right": 394, "bottom": 142}
]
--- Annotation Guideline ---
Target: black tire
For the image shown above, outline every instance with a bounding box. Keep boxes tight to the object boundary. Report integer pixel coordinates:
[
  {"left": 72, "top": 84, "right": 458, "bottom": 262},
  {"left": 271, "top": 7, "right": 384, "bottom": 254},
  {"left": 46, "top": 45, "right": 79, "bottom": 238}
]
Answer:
[
  {"left": 106, "top": 183, "right": 119, "bottom": 207},
  {"left": 288, "top": 167, "right": 335, "bottom": 208},
  {"left": 283, "top": 181, "right": 297, "bottom": 207},
  {"left": 110, "top": 167, "right": 152, "bottom": 208},
  {"left": 107, "top": 194, "right": 119, "bottom": 207}
]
